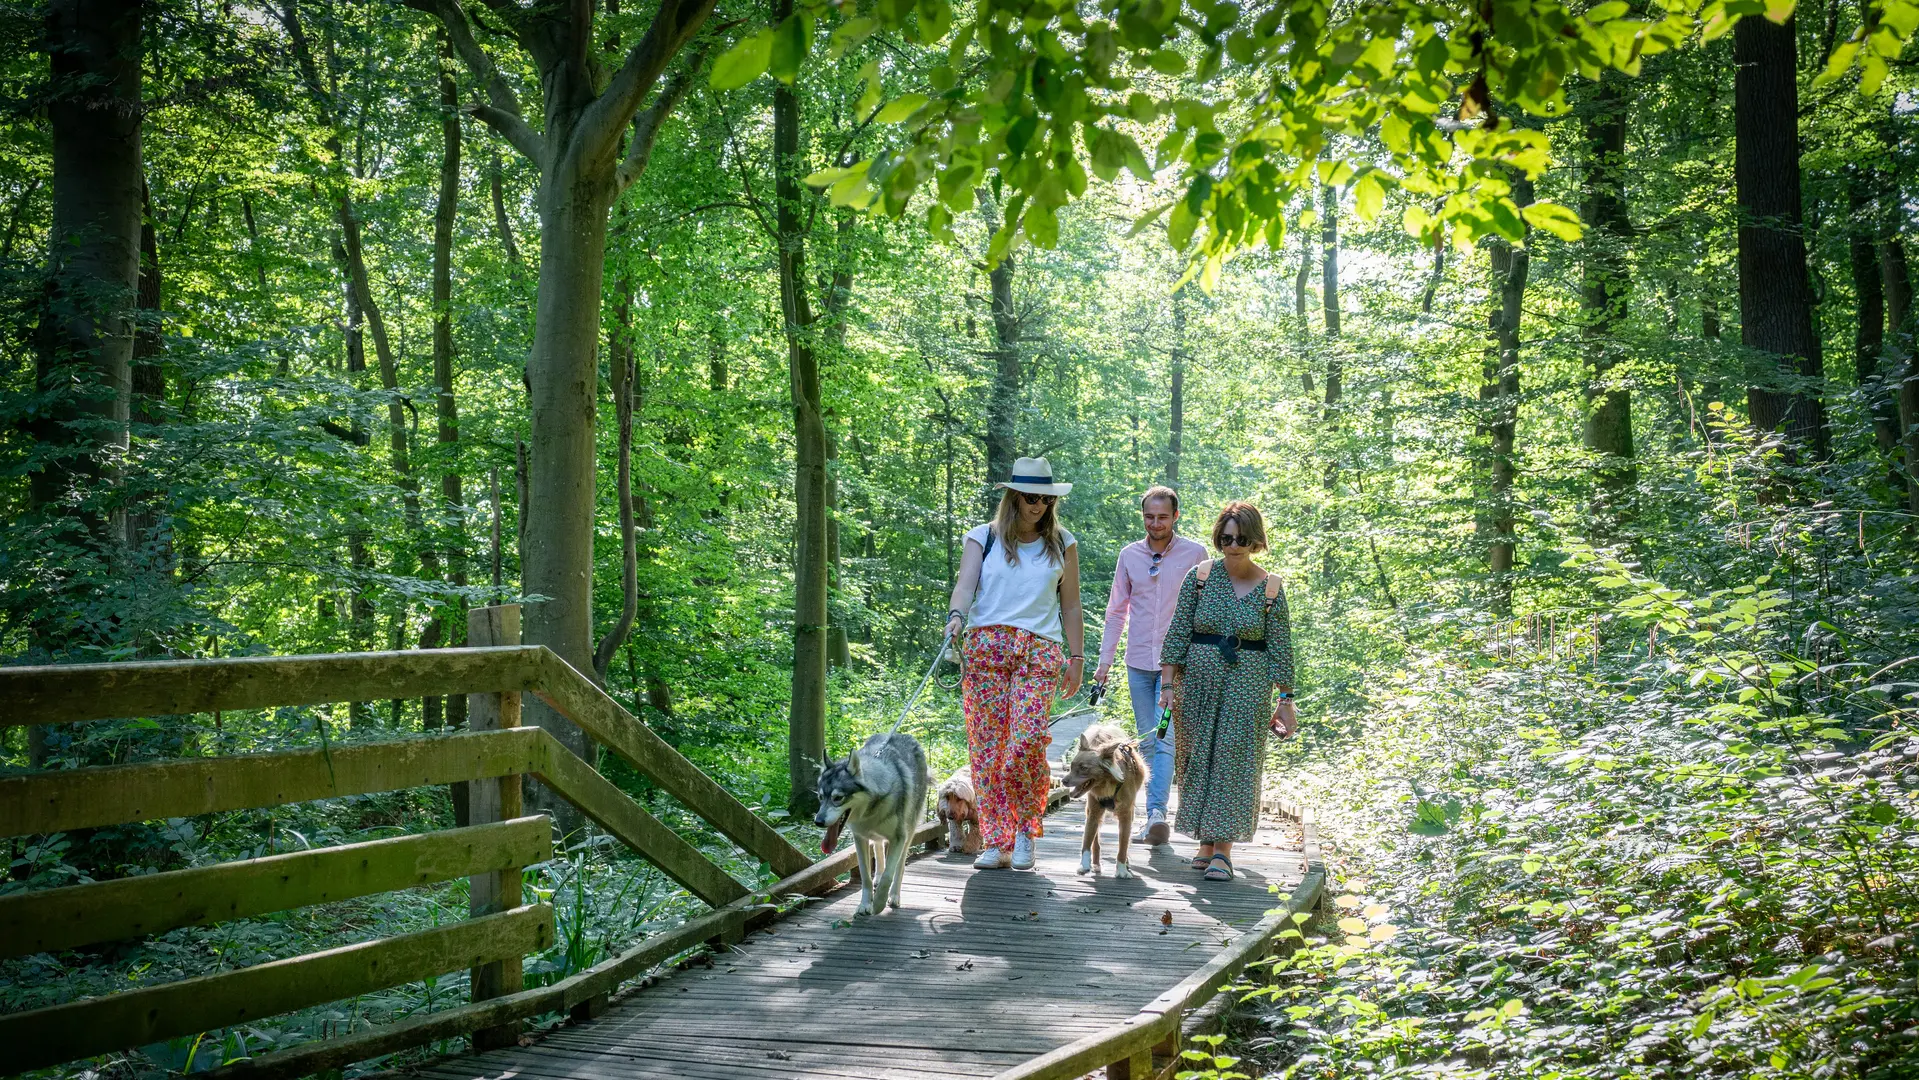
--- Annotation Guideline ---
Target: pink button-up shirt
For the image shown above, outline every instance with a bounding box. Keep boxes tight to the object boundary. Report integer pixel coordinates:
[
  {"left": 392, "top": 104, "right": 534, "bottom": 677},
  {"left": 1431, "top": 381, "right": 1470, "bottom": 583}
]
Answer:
[{"left": 1098, "top": 535, "right": 1210, "bottom": 671}]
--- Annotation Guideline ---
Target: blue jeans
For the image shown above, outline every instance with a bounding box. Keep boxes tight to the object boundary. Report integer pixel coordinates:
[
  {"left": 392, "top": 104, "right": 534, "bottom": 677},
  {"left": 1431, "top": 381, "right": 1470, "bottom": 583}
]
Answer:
[{"left": 1126, "top": 666, "right": 1174, "bottom": 817}]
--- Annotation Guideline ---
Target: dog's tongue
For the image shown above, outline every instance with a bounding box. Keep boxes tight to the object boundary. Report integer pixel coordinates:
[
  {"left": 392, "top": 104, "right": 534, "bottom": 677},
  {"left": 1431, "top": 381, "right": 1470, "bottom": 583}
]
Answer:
[{"left": 821, "top": 818, "right": 844, "bottom": 854}]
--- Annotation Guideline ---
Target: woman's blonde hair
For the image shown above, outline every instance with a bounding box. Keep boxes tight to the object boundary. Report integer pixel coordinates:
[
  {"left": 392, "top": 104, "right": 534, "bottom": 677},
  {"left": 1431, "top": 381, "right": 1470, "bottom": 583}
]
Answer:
[{"left": 990, "top": 488, "right": 1066, "bottom": 566}]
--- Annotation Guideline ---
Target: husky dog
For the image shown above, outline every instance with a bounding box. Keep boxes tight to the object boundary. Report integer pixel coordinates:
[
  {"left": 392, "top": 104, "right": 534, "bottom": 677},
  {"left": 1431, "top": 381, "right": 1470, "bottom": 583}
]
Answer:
[
  {"left": 814, "top": 732, "right": 930, "bottom": 915},
  {"left": 935, "top": 766, "right": 982, "bottom": 855},
  {"left": 1061, "top": 723, "right": 1149, "bottom": 879}
]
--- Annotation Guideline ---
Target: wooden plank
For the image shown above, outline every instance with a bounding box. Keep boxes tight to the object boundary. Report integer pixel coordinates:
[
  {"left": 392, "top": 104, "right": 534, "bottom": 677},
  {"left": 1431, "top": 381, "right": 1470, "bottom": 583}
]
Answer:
[
  {"left": 0, "top": 903, "right": 554, "bottom": 1074},
  {"left": 0, "top": 646, "right": 547, "bottom": 727},
  {"left": 0, "top": 816, "right": 551, "bottom": 958},
  {"left": 204, "top": 906, "right": 748, "bottom": 1080},
  {"left": 531, "top": 652, "right": 812, "bottom": 878},
  {"left": 535, "top": 744, "right": 748, "bottom": 907},
  {"left": 0, "top": 726, "right": 548, "bottom": 839}
]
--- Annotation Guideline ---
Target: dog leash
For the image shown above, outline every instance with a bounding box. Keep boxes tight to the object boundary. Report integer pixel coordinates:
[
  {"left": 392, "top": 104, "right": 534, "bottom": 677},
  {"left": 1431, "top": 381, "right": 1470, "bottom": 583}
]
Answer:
[{"left": 886, "top": 625, "right": 957, "bottom": 736}]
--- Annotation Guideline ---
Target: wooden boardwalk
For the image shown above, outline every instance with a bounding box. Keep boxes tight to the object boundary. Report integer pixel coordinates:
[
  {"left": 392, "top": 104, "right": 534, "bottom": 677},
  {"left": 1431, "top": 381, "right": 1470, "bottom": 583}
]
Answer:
[{"left": 414, "top": 714, "right": 1311, "bottom": 1080}]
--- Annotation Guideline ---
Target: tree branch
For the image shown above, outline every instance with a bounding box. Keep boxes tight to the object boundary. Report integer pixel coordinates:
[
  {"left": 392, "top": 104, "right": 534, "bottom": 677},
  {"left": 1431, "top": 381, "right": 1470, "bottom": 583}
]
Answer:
[
  {"left": 402, "top": 0, "right": 544, "bottom": 163},
  {"left": 575, "top": 0, "right": 716, "bottom": 177},
  {"left": 615, "top": 44, "right": 711, "bottom": 193}
]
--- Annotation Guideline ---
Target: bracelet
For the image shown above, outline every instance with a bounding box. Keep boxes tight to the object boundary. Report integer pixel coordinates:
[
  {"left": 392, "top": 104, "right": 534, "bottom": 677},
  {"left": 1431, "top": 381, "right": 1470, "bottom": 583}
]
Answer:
[
  {"left": 1068, "top": 654, "right": 1083, "bottom": 661},
  {"left": 1276, "top": 690, "right": 1294, "bottom": 700}
]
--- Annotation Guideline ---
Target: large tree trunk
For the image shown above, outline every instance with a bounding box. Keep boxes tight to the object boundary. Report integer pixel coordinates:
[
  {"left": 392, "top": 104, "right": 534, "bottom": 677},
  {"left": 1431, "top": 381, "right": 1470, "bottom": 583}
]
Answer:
[
  {"left": 1166, "top": 290, "right": 1185, "bottom": 486},
  {"left": 523, "top": 171, "right": 615, "bottom": 772},
  {"left": 1735, "top": 15, "right": 1829, "bottom": 460},
  {"left": 1580, "top": 70, "right": 1635, "bottom": 525},
  {"left": 775, "top": 64, "right": 830, "bottom": 815},
  {"left": 411, "top": 0, "right": 713, "bottom": 803},
  {"left": 33, "top": 0, "right": 141, "bottom": 560},
  {"left": 1480, "top": 176, "right": 1535, "bottom": 616}
]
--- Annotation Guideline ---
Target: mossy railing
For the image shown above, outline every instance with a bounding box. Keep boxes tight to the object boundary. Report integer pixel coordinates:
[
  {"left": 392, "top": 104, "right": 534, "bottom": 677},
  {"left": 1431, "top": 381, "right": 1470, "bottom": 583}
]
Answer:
[{"left": 0, "top": 605, "right": 812, "bottom": 1079}]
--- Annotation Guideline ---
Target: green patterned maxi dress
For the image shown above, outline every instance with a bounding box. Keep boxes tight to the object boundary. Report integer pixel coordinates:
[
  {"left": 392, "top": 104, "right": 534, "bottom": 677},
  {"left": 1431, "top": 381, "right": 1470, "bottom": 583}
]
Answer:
[{"left": 1161, "top": 560, "right": 1297, "bottom": 844}]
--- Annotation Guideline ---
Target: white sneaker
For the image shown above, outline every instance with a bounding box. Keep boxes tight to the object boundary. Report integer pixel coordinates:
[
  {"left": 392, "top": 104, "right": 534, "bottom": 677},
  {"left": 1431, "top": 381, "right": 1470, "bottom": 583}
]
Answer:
[
  {"left": 974, "top": 846, "right": 1009, "bottom": 870},
  {"left": 1011, "top": 833, "right": 1035, "bottom": 870},
  {"left": 1134, "top": 808, "right": 1170, "bottom": 846}
]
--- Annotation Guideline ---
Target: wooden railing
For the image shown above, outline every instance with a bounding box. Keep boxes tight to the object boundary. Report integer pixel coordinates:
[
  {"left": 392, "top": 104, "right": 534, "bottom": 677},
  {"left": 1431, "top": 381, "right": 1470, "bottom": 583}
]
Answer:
[
  {"left": 0, "top": 605, "right": 814, "bottom": 1079},
  {"left": 992, "top": 796, "right": 1328, "bottom": 1080}
]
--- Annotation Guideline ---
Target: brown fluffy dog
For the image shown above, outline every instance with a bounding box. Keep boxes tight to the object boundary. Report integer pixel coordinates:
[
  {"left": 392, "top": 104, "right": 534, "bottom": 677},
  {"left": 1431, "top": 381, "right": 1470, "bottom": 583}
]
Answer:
[
  {"left": 935, "top": 766, "right": 982, "bottom": 855},
  {"left": 1061, "top": 723, "right": 1149, "bottom": 878}
]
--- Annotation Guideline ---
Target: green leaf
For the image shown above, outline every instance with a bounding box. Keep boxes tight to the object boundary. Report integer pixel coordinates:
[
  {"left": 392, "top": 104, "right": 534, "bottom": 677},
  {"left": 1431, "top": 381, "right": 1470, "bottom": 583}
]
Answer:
[
  {"left": 875, "top": 93, "right": 928, "bottom": 124},
  {"left": 1147, "top": 49, "right": 1188, "bottom": 75},
  {"left": 769, "top": 12, "right": 812, "bottom": 85},
  {"left": 1353, "top": 173, "right": 1384, "bottom": 222},
  {"left": 1868, "top": 802, "right": 1898, "bottom": 824},
  {"left": 709, "top": 28, "right": 773, "bottom": 90},
  {"left": 856, "top": 59, "right": 882, "bottom": 116},
  {"left": 827, "top": 16, "right": 877, "bottom": 60},
  {"left": 1521, "top": 201, "right": 1585, "bottom": 241}
]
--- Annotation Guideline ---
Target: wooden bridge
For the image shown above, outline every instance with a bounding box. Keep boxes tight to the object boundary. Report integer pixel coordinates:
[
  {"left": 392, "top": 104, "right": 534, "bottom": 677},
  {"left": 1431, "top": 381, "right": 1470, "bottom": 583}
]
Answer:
[{"left": 0, "top": 606, "right": 1324, "bottom": 1080}]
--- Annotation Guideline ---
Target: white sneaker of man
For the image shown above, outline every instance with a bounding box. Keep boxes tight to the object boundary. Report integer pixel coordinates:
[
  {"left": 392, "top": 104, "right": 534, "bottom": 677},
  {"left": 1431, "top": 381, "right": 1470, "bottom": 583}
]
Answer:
[
  {"left": 1133, "top": 808, "right": 1170, "bottom": 846},
  {"left": 974, "top": 846, "right": 1010, "bottom": 870},
  {"left": 1011, "top": 833, "right": 1035, "bottom": 870}
]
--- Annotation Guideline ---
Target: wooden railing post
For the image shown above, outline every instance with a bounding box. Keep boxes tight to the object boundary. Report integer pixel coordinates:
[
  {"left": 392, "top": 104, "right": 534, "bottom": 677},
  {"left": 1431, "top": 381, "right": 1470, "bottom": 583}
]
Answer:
[{"left": 467, "top": 604, "right": 526, "bottom": 1051}]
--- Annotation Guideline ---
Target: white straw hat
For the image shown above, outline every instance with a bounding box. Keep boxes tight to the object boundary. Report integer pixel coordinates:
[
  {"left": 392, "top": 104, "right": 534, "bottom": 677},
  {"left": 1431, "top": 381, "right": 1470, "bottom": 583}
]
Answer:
[{"left": 996, "top": 456, "right": 1073, "bottom": 496}]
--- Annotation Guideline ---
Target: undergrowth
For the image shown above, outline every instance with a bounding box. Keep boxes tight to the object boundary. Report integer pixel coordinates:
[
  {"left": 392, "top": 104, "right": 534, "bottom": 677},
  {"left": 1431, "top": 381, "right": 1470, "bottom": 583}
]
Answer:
[{"left": 1193, "top": 539, "right": 1918, "bottom": 1079}]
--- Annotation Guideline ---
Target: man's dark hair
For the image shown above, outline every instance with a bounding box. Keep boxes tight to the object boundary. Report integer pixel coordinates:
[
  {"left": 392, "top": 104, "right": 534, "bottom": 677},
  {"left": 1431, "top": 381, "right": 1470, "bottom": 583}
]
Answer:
[{"left": 1141, "top": 485, "right": 1179, "bottom": 514}]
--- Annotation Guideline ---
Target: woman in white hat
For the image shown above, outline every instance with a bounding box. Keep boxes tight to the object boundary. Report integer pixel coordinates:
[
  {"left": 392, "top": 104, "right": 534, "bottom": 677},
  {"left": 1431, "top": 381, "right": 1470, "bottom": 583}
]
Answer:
[{"left": 944, "top": 457, "right": 1086, "bottom": 870}]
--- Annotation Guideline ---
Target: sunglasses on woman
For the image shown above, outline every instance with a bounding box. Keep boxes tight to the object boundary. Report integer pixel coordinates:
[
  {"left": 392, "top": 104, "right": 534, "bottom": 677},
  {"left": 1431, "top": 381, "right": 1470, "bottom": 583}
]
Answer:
[
  {"left": 1019, "top": 493, "right": 1057, "bottom": 506},
  {"left": 1218, "top": 533, "right": 1255, "bottom": 548}
]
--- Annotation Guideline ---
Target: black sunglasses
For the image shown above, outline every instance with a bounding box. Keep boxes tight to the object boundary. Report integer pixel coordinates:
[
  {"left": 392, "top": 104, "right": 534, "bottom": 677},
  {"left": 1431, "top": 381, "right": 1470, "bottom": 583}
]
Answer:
[
  {"left": 1218, "top": 533, "right": 1255, "bottom": 548},
  {"left": 1019, "top": 493, "right": 1057, "bottom": 506}
]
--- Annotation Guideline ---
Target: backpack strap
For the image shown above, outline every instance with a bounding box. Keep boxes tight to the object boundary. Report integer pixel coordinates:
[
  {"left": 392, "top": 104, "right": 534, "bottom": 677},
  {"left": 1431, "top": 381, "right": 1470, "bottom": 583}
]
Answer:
[
  {"left": 980, "top": 527, "right": 995, "bottom": 561},
  {"left": 1264, "top": 572, "right": 1283, "bottom": 605},
  {"left": 1194, "top": 559, "right": 1213, "bottom": 586}
]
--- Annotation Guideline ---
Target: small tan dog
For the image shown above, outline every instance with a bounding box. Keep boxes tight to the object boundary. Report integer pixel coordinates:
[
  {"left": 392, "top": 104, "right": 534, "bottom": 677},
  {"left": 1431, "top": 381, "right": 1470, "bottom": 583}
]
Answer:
[
  {"left": 935, "top": 767, "right": 982, "bottom": 855},
  {"left": 1061, "top": 723, "right": 1149, "bottom": 878}
]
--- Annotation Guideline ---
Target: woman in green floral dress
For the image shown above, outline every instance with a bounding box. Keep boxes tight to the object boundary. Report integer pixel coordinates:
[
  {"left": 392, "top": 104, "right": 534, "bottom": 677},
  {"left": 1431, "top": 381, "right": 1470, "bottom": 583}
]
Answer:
[{"left": 1158, "top": 502, "right": 1298, "bottom": 881}]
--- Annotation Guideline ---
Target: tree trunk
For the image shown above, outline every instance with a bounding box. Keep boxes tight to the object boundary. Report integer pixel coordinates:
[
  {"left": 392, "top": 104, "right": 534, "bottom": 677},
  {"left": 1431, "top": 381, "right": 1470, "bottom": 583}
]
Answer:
[
  {"left": 1480, "top": 175, "right": 1535, "bottom": 615},
  {"left": 33, "top": 0, "right": 141, "bottom": 558},
  {"left": 981, "top": 194, "right": 1020, "bottom": 500},
  {"left": 775, "top": 65, "right": 830, "bottom": 815},
  {"left": 1166, "top": 290, "right": 1185, "bottom": 486},
  {"left": 1851, "top": 175, "right": 1899, "bottom": 464},
  {"left": 523, "top": 172, "right": 615, "bottom": 776},
  {"left": 129, "top": 178, "right": 168, "bottom": 563},
  {"left": 593, "top": 278, "right": 638, "bottom": 685},
  {"left": 1320, "top": 183, "right": 1342, "bottom": 584},
  {"left": 412, "top": 0, "right": 715, "bottom": 802},
  {"left": 1884, "top": 239, "right": 1919, "bottom": 513},
  {"left": 429, "top": 34, "right": 466, "bottom": 731},
  {"left": 1735, "top": 14, "right": 1829, "bottom": 460},
  {"left": 1580, "top": 70, "right": 1635, "bottom": 525}
]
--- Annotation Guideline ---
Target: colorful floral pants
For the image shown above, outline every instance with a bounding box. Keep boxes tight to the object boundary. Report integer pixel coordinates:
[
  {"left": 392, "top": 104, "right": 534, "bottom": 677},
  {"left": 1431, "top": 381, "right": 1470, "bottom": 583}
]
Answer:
[{"left": 961, "top": 625, "right": 1064, "bottom": 850}]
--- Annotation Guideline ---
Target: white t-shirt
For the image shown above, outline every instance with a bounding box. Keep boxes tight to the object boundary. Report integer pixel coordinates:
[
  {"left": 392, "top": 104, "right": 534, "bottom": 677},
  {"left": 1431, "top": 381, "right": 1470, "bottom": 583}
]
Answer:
[{"left": 965, "top": 523, "right": 1077, "bottom": 643}]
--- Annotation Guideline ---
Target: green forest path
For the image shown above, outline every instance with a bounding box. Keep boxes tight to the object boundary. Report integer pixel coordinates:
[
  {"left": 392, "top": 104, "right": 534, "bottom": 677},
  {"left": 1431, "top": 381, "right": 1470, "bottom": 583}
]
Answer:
[{"left": 410, "top": 711, "right": 1310, "bottom": 1079}]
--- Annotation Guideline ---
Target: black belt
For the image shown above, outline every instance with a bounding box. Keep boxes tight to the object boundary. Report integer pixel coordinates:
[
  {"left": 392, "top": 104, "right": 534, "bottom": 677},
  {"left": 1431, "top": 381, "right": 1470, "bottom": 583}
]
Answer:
[{"left": 1191, "top": 632, "right": 1266, "bottom": 666}]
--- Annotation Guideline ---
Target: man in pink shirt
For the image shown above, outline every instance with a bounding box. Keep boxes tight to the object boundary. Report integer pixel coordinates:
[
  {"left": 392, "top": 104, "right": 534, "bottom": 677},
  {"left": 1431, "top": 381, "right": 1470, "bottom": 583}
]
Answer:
[{"left": 1093, "top": 486, "right": 1209, "bottom": 845}]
